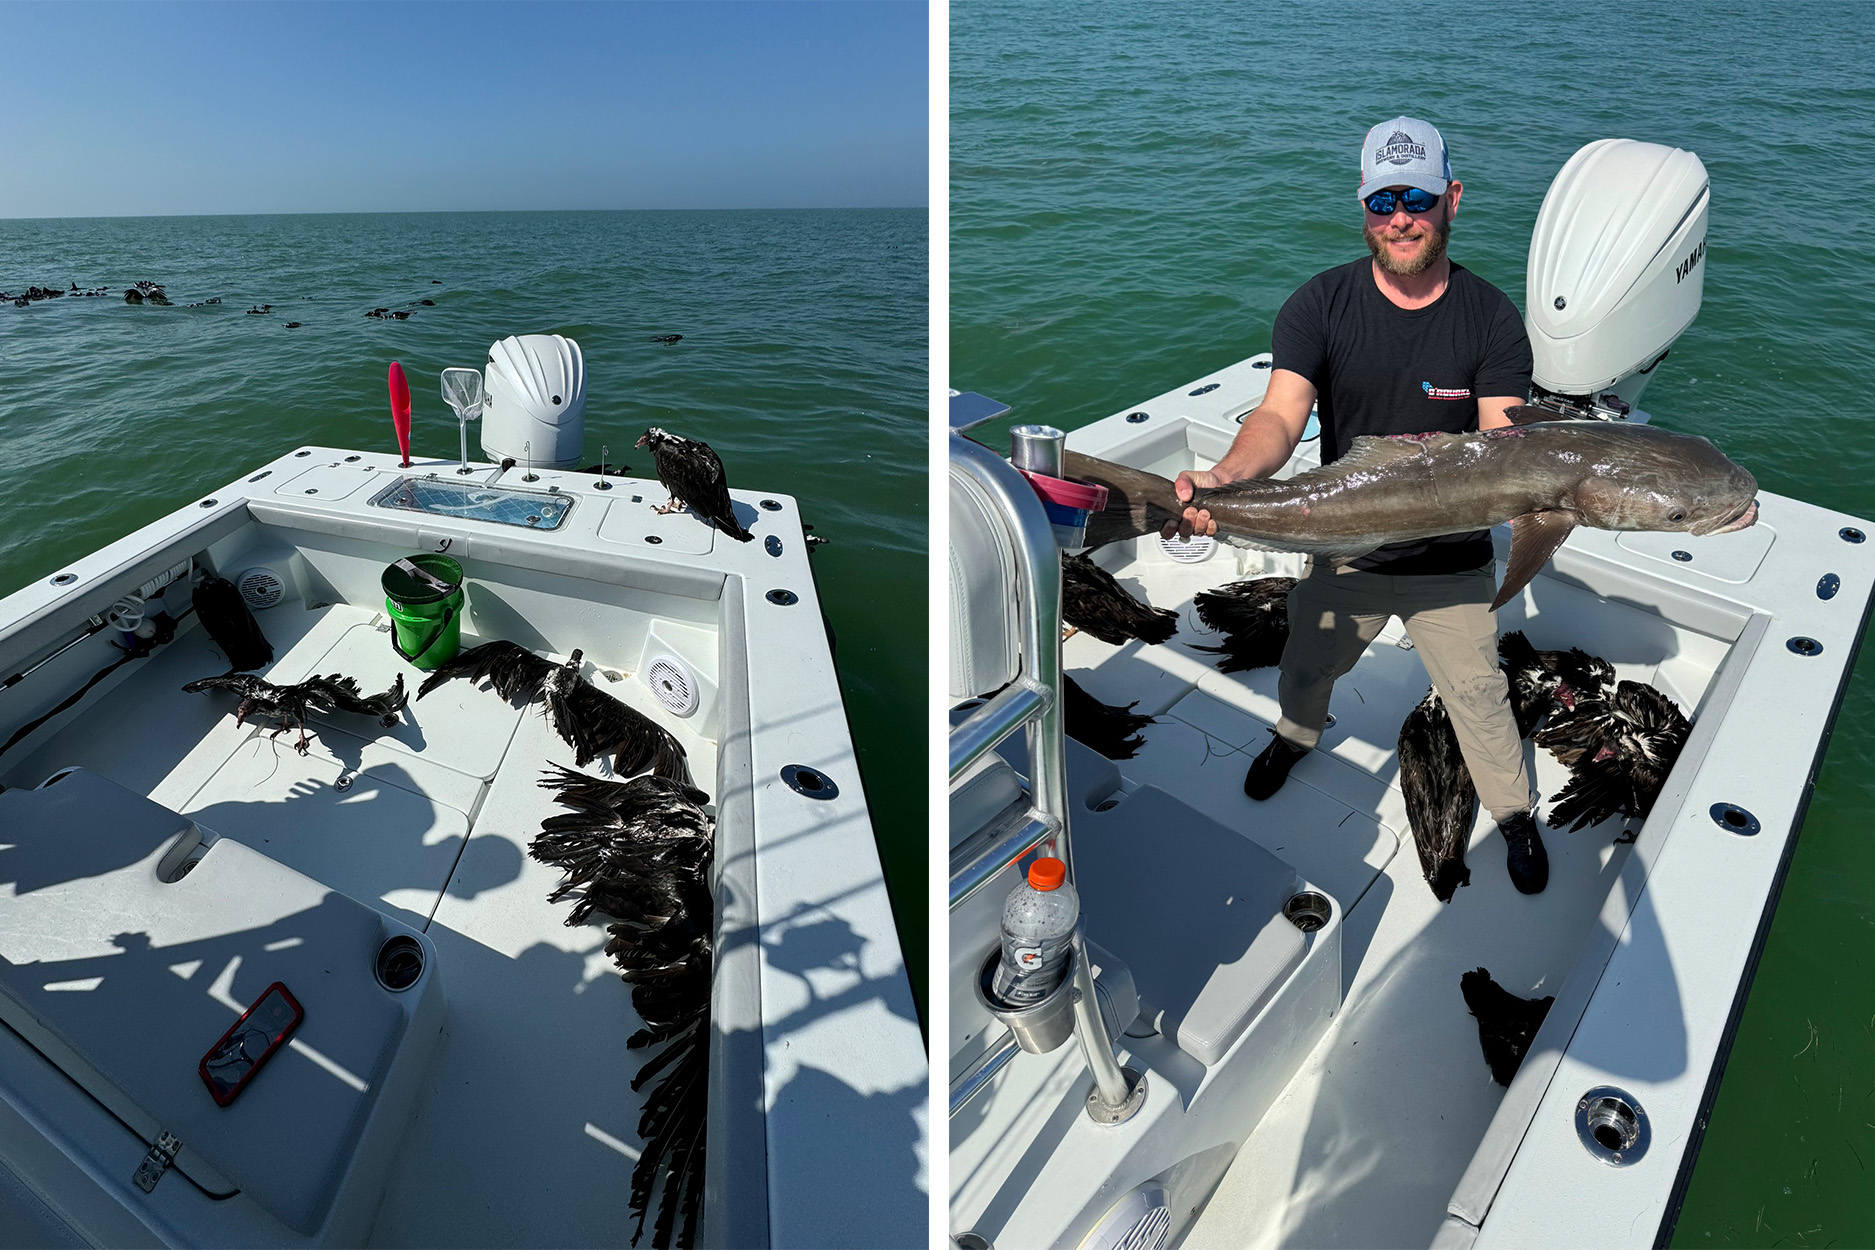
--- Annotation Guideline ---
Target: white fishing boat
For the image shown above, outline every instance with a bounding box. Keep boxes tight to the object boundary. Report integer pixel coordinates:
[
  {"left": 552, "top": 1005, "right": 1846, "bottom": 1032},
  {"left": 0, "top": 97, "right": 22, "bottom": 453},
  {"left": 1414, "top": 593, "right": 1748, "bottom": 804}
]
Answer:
[
  {"left": 0, "top": 334, "right": 926, "bottom": 1248},
  {"left": 948, "top": 140, "right": 1873, "bottom": 1248}
]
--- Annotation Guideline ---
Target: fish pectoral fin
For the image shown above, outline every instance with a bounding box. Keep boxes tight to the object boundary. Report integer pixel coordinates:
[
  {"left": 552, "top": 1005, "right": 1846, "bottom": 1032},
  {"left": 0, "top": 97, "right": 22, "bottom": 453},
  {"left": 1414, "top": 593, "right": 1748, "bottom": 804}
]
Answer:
[{"left": 1494, "top": 511, "right": 1579, "bottom": 610}]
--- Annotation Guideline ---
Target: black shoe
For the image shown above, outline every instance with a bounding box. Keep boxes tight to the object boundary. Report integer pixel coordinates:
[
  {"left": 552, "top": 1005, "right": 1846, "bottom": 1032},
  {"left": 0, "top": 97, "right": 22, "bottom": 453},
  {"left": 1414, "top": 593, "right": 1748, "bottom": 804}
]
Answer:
[
  {"left": 1244, "top": 731, "right": 1308, "bottom": 800},
  {"left": 1500, "top": 810, "right": 1548, "bottom": 895}
]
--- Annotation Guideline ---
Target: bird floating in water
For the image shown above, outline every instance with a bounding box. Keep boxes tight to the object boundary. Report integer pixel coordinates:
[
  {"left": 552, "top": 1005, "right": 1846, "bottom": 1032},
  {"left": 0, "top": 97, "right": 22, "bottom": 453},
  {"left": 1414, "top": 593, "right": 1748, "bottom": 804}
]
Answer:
[
  {"left": 1460, "top": 967, "right": 1554, "bottom": 1086},
  {"left": 1060, "top": 552, "right": 1177, "bottom": 646},
  {"left": 1191, "top": 576, "right": 1297, "bottom": 671},
  {"left": 181, "top": 671, "right": 407, "bottom": 754},
  {"left": 417, "top": 640, "right": 694, "bottom": 786},
  {"left": 634, "top": 427, "right": 754, "bottom": 542}
]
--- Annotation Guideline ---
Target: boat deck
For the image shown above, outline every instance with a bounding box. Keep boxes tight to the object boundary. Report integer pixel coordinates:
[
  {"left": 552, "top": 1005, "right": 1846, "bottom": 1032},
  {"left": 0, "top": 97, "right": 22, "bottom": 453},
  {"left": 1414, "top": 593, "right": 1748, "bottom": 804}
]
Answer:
[
  {"left": 1062, "top": 541, "right": 1725, "bottom": 1248},
  {"left": 0, "top": 599, "right": 717, "bottom": 1245}
]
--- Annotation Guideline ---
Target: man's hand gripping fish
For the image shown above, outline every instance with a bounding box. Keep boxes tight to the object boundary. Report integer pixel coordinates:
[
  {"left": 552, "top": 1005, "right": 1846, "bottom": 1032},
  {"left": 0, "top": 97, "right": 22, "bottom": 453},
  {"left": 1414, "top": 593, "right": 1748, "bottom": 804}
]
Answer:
[{"left": 1066, "top": 407, "right": 1758, "bottom": 610}]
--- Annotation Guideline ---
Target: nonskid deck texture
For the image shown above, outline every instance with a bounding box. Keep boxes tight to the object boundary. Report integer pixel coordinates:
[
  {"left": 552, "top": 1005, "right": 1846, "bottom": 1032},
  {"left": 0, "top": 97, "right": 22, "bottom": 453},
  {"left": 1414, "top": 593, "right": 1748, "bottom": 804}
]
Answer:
[
  {"left": 1061, "top": 540, "right": 1724, "bottom": 1249},
  {"left": 0, "top": 601, "right": 717, "bottom": 1245}
]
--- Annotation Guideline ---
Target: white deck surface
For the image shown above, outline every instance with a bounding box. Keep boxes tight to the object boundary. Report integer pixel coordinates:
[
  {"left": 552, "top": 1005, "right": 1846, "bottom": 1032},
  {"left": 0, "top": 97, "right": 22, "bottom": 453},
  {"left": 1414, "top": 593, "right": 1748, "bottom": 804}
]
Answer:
[
  {"left": 1059, "top": 544, "right": 1715, "bottom": 1249},
  {"left": 0, "top": 602, "right": 720, "bottom": 1245}
]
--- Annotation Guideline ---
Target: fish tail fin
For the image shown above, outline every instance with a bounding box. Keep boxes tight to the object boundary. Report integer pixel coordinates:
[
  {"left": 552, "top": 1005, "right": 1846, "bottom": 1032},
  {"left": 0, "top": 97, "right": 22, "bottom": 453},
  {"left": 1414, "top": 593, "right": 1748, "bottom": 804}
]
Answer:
[{"left": 1063, "top": 452, "right": 1184, "bottom": 548}]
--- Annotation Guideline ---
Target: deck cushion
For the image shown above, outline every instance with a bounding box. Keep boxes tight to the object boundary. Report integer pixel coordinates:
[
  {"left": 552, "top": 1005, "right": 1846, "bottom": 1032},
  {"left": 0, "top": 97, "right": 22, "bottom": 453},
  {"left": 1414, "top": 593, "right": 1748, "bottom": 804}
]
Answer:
[{"left": 1073, "top": 785, "right": 1308, "bottom": 1065}]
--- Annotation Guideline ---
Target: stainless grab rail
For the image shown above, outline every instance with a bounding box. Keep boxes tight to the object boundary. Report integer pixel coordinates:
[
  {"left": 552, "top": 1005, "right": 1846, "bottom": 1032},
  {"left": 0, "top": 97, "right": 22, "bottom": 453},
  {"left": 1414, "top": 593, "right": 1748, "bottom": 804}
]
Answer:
[{"left": 947, "top": 431, "right": 1143, "bottom": 1122}]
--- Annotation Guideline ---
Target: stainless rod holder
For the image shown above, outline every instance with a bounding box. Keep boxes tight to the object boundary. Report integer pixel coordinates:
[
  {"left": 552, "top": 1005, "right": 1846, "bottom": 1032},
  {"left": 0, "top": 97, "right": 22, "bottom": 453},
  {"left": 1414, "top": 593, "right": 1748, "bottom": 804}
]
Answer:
[{"left": 1009, "top": 424, "right": 1066, "bottom": 478}]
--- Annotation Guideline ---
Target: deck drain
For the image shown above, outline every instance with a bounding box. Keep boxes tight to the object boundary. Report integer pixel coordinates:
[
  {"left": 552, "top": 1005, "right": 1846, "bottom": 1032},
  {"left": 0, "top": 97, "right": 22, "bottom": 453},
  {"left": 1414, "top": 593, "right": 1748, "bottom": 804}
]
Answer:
[
  {"left": 1787, "top": 636, "right": 1823, "bottom": 656},
  {"left": 644, "top": 535, "right": 662, "bottom": 544},
  {"left": 1284, "top": 891, "right": 1331, "bottom": 932},
  {"left": 1841, "top": 527, "right": 1865, "bottom": 544},
  {"left": 199, "top": 498, "right": 218, "bottom": 508},
  {"left": 1094, "top": 798, "right": 1120, "bottom": 812},
  {"left": 761, "top": 499, "right": 783, "bottom": 511},
  {"left": 765, "top": 535, "right": 783, "bottom": 557},
  {"left": 1818, "top": 574, "right": 1840, "bottom": 600},
  {"left": 247, "top": 470, "right": 272, "bottom": 482},
  {"left": 781, "top": 765, "right": 838, "bottom": 800},
  {"left": 375, "top": 935, "right": 425, "bottom": 991},
  {"left": 1671, "top": 550, "right": 1692, "bottom": 562},
  {"left": 49, "top": 573, "right": 76, "bottom": 586},
  {"left": 767, "top": 589, "right": 799, "bottom": 605},
  {"left": 295, "top": 449, "right": 311, "bottom": 457},
  {"left": 1252, "top": 359, "right": 1272, "bottom": 369},
  {"left": 1188, "top": 383, "right": 1220, "bottom": 396},
  {"left": 1575, "top": 1087, "right": 1649, "bottom": 1165},
  {"left": 1126, "top": 411, "right": 1150, "bottom": 423},
  {"left": 1710, "top": 803, "right": 1760, "bottom": 836}
]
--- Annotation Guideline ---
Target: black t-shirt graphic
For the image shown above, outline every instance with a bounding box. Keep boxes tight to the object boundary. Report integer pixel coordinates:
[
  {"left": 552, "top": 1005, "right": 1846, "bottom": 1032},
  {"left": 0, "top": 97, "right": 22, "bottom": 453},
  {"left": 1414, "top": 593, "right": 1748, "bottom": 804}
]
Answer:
[{"left": 1271, "top": 259, "right": 1533, "bottom": 574}]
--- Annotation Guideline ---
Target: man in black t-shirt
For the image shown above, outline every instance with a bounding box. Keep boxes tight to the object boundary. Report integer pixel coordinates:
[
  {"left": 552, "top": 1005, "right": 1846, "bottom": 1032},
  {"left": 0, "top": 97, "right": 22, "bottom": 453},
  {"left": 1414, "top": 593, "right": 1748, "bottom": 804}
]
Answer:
[{"left": 1172, "top": 115, "right": 1549, "bottom": 896}]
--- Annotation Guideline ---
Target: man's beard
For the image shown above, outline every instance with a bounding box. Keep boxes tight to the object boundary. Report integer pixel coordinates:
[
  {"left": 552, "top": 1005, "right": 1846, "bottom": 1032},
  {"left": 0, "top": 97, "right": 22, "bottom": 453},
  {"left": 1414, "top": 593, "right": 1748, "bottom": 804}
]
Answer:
[{"left": 1365, "top": 206, "right": 1451, "bottom": 277}]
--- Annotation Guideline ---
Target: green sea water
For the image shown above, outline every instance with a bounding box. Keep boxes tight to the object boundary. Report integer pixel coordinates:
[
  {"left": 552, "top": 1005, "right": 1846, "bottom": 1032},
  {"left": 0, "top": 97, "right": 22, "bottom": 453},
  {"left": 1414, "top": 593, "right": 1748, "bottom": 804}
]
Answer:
[
  {"left": 953, "top": 1, "right": 1875, "bottom": 1241},
  {"left": 0, "top": 208, "right": 927, "bottom": 1016}
]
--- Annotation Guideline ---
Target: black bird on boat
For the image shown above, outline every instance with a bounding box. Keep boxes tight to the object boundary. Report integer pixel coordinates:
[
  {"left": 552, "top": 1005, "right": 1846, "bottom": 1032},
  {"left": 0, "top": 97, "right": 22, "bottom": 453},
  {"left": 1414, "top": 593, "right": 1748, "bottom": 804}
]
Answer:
[
  {"left": 416, "top": 640, "right": 694, "bottom": 785},
  {"left": 531, "top": 764, "right": 713, "bottom": 1248},
  {"left": 181, "top": 671, "right": 407, "bottom": 754},
  {"left": 1062, "top": 673, "right": 1155, "bottom": 760},
  {"left": 634, "top": 427, "right": 754, "bottom": 543},
  {"left": 1544, "top": 680, "right": 1691, "bottom": 833},
  {"left": 1060, "top": 552, "right": 1177, "bottom": 646},
  {"left": 1460, "top": 967, "right": 1554, "bottom": 1086},
  {"left": 1396, "top": 634, "right": 1586, "bottom": 903},
  {"left": 1499, "top": 631, "right": 1614, "bottom": 739},
  {"left": 529, "top": 766, "right": 712, "bottom": 925},
  {"left": 1191, "top": 576, "right": 1297, "bottom": 672},
  {"left": 1397, "top": 688, "right": 1475, "bottom": 903}
]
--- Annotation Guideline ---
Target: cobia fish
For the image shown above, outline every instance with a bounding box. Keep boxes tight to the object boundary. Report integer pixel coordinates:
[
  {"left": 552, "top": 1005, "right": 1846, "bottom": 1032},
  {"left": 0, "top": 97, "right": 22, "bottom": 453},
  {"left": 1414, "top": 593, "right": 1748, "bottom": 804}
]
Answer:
[{"left": 1065, "top": 407, "right": 1759, "bottom": 610}]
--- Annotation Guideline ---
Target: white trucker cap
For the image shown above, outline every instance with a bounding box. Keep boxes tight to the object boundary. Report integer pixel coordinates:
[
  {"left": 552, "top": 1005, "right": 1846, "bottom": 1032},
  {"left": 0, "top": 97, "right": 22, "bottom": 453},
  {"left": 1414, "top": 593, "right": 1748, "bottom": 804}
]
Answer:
[{"left": 1359, "top": 117, "right": 1452, "bottom": 200}]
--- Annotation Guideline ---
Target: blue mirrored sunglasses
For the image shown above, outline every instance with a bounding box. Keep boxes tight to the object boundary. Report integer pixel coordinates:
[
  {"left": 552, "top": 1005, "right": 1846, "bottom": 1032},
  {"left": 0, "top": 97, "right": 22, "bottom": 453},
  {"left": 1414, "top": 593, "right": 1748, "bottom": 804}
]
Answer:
[{"left": 1364, "top": 187, "right": 1442, "bottom": 215}]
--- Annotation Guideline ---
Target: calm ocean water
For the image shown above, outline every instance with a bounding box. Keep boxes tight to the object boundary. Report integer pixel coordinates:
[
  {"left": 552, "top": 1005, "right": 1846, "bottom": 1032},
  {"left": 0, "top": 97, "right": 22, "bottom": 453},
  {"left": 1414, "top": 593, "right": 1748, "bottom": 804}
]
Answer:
[
  {"left": 954, "top": 1, "right": 1874, "bottom": 1240},
  {"left": 0, "top": 208, "right": 928, "bottom": 1014}
]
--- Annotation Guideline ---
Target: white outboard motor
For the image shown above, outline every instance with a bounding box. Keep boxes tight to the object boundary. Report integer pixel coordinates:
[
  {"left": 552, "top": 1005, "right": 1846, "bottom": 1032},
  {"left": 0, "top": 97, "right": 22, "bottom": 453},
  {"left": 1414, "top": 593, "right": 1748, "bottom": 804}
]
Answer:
[
  {"left": 1524, "top": 139, "right": 1709, "bottom": 419},
  {"left": 480, "top": 333, "right": 586, "bottom": 468}
]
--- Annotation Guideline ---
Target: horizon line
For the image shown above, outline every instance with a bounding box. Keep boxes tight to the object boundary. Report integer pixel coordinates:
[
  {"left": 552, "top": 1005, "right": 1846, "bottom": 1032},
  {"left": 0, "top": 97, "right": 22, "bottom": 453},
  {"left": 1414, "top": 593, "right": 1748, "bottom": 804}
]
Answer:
[{"left": 1, "top": 204, "right": 927, "bottom": 224}]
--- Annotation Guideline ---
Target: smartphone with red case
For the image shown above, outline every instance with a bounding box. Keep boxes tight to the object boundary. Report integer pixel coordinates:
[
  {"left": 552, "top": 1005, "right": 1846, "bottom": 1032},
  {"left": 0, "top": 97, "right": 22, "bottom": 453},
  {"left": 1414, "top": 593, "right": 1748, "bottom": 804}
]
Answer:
[{"left": 199, "top": 981, "right": 303, "bottom": 1107}]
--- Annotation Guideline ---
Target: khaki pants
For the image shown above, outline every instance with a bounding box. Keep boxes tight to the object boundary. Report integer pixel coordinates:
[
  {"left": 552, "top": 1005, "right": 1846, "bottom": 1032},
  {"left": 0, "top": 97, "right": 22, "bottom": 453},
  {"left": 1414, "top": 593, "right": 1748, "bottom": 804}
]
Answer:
[{"left": 1273, "top": 561, "right": 1531, "bottom": 820}]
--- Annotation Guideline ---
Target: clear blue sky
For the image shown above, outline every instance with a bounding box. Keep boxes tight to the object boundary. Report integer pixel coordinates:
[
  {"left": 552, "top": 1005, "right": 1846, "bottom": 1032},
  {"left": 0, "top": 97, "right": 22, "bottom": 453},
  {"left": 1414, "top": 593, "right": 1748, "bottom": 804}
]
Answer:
[{"left": 0, "top": 1, "right": 928, "bottom": 217}]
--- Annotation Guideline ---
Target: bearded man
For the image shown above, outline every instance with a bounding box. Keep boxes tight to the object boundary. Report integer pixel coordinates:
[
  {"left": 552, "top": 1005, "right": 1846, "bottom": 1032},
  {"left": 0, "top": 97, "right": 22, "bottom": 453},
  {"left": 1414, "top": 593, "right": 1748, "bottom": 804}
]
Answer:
[{"left": 1171, "top": 116, "right": 1550, "bottom": 896}]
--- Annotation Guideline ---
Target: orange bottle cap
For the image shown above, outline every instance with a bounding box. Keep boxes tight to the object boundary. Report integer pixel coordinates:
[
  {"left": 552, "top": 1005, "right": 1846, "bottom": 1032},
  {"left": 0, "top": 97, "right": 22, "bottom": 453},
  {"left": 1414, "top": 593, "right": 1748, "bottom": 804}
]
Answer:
[{"left": 1028, "top": 857, "right": 1066, "bottom": 890}]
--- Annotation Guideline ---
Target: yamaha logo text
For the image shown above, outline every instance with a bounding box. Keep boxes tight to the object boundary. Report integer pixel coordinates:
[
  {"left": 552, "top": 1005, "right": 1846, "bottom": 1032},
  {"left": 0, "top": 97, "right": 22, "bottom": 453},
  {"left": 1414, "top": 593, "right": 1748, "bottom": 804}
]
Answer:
[{"left": 1675, "top": 238, "right": 1706, "bottom": 283}]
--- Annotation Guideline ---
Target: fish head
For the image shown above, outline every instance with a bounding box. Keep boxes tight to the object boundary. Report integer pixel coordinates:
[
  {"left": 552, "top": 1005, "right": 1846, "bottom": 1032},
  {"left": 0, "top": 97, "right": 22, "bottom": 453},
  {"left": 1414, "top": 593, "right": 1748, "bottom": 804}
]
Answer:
[{"left": 1571, "top": 432, "right": 1758, "bottom": 536}]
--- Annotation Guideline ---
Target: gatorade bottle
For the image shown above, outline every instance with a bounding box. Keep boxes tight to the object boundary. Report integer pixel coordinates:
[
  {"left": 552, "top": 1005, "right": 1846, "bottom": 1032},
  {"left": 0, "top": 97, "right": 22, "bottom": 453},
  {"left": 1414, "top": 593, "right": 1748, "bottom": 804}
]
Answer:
[{"left": 990, "top": 857, "right": 1079, "bottom": 1007}]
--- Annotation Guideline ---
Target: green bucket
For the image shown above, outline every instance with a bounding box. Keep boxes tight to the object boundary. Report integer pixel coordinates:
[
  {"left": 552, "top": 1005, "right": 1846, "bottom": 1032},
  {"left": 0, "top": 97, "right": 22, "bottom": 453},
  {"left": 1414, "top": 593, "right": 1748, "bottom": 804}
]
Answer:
[{"left": 382, "top": 554, "right": 465, "bottom": 670}]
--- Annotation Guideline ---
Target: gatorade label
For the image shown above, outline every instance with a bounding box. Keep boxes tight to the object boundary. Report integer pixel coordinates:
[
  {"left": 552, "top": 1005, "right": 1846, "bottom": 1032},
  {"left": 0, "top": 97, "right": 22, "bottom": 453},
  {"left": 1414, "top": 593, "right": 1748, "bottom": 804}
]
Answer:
[{"left": 1014, "top": 944, "right": 1043, "bottom": 969}]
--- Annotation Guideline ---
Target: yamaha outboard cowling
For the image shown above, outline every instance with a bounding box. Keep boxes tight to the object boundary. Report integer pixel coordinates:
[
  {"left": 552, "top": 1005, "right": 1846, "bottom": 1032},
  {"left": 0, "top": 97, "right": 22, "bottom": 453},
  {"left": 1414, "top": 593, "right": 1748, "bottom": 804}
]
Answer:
[
  {"left": 1524, "top": 139, "right": 1709, "bottom": 419},
  {"left": 480, "top": 333, "right": 586, "bottom": 469}
]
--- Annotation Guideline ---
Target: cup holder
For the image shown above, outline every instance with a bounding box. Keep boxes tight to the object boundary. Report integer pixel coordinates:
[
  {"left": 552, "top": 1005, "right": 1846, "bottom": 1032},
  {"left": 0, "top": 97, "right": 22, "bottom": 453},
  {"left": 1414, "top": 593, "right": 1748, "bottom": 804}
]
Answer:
[
  {"left": 975, "top": 941, "right": 1079, "bottom": 1055},
  {"left": 375, "top": 934, "right": 426, "bottom": 992},
  {"left": 1284, "top": 891, "right": 1333, "bottom": 932}
]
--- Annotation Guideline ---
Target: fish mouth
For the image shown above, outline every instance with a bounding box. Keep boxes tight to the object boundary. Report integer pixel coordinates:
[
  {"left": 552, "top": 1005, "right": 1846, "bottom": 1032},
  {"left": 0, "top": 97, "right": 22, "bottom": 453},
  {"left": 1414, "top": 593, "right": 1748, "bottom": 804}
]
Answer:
[{"left": 1702, "top": 498, "right": 1759, "bottom": 535}]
